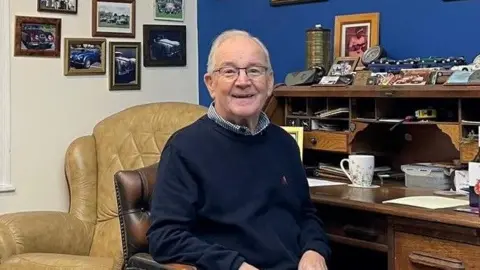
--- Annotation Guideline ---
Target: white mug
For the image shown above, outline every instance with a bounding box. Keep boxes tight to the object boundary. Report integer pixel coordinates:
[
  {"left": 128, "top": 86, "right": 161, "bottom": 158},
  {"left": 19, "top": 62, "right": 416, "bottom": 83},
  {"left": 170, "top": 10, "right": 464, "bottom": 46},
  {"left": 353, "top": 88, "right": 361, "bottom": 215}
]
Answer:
[{"left": 340, "top": 155, "right": 375, "bottom": 187}]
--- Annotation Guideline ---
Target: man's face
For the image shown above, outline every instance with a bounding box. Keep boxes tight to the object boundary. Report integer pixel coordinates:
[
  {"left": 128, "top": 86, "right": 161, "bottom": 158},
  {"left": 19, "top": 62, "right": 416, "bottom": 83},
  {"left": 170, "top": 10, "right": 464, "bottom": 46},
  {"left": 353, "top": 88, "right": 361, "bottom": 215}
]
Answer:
[{"left": 204, "top": 36, "right": 273, "bottom": 123}]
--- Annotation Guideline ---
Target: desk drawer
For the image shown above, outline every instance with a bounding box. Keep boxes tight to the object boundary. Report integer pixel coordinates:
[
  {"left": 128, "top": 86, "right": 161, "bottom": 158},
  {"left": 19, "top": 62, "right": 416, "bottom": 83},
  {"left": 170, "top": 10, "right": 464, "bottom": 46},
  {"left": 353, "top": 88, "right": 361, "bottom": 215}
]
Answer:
[
  {"left": 304, "top": 131, "right": 348, "bottom": 153},
  {"left": 394, "top": 232, "right": 480, "bottom": 270},
  {"left": 316, "top": 205, "right": 388, "bottom": 252}
]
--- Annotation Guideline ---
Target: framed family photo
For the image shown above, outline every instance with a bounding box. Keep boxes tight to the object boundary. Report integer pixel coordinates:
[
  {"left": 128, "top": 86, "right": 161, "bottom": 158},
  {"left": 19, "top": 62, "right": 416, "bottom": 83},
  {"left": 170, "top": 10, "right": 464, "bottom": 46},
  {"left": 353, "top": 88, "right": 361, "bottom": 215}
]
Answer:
[
  {"left": 281, "top": 126, "right": 304, "bottom": 161},
  {"left": 37, "top": 0, "right": 78, "bottom": 14},
  {"left": 14, "top": 16, "right": 61, "bottom": 57},
  {"left": 92, "top": 0, "right": 136, "bottom": 38},
  {"left": 334, "top": 12, "right": 379, "bottom": 68},
  {"left": 143, "top": 24, "right": 186, "bottom": 67},
  {"left": 63, "top": 38, "right": 106, "bottom": 76},
  {"left": 109, "top": 42, "right": 141, "bottom": 90},
  {"left": 154, "top": 0, "right": 184, "bottom": 21},
  {"left": 270, "top": 0, "right": 326, "bottom": 6}
]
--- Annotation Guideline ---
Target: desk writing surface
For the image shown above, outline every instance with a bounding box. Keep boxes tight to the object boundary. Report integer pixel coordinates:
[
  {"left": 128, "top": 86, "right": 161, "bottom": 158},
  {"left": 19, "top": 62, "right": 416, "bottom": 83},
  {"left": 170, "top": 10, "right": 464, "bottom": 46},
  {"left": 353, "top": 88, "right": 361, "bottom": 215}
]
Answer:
[{"left": 308, "top": 183, "right": 480, "bottom": 229}]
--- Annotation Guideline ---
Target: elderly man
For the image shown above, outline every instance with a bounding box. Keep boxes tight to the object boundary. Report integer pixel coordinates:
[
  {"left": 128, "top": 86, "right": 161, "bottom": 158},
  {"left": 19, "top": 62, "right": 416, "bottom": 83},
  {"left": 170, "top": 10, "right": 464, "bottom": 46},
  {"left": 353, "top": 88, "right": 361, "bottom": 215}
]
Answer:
[{"left": 147, "top": 29, "right": 330, "bottom": 270}]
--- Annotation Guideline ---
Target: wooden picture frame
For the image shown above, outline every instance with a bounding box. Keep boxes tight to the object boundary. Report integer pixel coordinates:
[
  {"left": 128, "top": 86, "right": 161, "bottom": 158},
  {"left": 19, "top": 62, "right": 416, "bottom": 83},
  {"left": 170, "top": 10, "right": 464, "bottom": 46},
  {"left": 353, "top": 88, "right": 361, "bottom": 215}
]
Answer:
[
  {"left": 37, "top": 0, "right": 78, "bottom": 14},
  {"left": 92, "top": 0, "right": 136, "bottom": 38},
  {"left": 281, "top": 126, "right": 304, "bottom": 161},
  {"left": 334, "top": 12, "right": 379, "bottom": 68},
  {"left": 109, "top": 41, "right": 141, "bottom": 90},
  {"left": 63, "top": 38, "right": 106, "bottom": 76},
  {"left": 328, "top": 56, "right": 360, "bottom": 76},
  {"left": 143, "top": 24, "right": 186, "bottom": 67},
  {"left": 154, "top": 0, "right": 185, "bottom": 21},
  {"left": 270, "top": 0, "right": 326, "bottom": 6},
  {"left": 14, "top": 16, "right": 61, "bottom": 57}
]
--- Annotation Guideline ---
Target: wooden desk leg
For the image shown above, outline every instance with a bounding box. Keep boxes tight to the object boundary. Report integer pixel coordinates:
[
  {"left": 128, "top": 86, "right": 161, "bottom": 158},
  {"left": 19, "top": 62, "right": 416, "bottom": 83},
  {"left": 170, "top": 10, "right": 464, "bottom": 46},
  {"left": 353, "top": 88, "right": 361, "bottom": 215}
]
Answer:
[{"left": 387, "top": 217, "right": 395, "bottom": 270}]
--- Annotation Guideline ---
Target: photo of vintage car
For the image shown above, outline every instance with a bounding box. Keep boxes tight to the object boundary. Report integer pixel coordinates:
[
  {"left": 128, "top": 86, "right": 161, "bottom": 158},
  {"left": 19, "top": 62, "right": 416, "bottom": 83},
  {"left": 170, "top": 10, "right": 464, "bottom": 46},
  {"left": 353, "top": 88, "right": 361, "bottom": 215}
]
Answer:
[
  {"left": 69, "top": 46, "right": 102, "bottom": 69},
  {"left": 155, "top": 0, "right": 184, "bottom": 21},
  {"left": 21, "top": 25, "right": 55, "bottom": 50},
  {"left": 109, "top": 42, "right": 141, "bottom": 90},
  {"left": 143, "top": 24, "right": 186, "bottom": 67},
  {"left": 114, "top": 51, "right": 136, "bottom": 81},
  {"left": 64, "top": 38, "right": 106, "bottom": 75},
  {"left": 150, "top": 35, "right": 182, "bottom": 60}
]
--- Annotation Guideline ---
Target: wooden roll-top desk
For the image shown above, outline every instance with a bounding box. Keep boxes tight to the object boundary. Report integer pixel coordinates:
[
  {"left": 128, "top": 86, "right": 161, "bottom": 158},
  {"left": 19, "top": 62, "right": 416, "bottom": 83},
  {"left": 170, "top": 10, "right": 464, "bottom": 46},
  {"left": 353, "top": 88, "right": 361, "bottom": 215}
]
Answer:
[{"left": 264, "top": 84, "right": 480, "bottom": 270}]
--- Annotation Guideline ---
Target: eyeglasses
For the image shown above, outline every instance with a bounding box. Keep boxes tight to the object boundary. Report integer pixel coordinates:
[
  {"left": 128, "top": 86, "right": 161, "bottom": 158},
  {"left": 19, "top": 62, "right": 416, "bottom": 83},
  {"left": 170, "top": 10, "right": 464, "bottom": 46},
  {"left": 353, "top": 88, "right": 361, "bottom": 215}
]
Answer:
[{"left": 213, "top": 66, "right": 269, "bottom": 80}]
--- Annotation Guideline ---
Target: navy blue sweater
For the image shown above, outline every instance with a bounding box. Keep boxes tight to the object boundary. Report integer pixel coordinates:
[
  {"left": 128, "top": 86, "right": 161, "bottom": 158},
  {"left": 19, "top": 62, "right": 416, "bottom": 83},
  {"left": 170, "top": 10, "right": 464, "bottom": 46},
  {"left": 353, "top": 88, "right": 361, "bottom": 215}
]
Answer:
[{"left": 147, "top": 115, "right": 330, "bottom": 270}]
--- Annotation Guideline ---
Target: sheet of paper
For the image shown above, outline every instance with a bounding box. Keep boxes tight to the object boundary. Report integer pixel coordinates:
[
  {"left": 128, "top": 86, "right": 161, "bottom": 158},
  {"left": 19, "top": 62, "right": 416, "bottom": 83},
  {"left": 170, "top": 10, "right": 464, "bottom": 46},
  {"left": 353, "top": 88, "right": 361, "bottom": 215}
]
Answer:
[
  {"left": 382, "top": 196, "right": 469, "bottom": 209},
  {"left": 307, "top": 178, "right": 347, "bottom": 187}
]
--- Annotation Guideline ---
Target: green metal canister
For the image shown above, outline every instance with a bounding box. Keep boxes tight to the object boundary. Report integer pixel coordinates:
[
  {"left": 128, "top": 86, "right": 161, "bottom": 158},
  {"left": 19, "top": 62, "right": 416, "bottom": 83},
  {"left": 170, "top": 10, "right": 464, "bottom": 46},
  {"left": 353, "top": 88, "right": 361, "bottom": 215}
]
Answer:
[{"left": 306, "top": 24, "right": 331, "bottom": 71}]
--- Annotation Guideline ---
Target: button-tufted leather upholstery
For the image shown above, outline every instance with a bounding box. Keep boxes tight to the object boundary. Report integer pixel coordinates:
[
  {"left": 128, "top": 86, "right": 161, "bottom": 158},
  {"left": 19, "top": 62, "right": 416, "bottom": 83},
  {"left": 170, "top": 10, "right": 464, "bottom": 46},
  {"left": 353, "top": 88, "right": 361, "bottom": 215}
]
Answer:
[
  {"left": 0, "top": 102, "right": 207, "bottom": 270},
  {"left": 114, "top": 163, "right": 196, "bottom": 269}
]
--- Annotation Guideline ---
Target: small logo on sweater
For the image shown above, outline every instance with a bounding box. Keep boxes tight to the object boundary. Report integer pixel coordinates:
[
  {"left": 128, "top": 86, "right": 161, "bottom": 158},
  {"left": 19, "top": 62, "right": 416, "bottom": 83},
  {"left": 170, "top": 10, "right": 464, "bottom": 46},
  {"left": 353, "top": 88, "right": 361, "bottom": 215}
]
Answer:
[{"left": 281, "top": 176, "right": 288, "bottom": 185}]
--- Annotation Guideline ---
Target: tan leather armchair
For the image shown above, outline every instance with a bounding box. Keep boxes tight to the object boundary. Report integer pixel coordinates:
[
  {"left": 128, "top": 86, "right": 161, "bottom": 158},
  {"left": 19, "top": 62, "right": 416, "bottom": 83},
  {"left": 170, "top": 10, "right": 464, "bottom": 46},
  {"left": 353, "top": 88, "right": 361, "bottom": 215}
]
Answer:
[{"left": 0, "top": 102, "right": 207, "bottom": 270}]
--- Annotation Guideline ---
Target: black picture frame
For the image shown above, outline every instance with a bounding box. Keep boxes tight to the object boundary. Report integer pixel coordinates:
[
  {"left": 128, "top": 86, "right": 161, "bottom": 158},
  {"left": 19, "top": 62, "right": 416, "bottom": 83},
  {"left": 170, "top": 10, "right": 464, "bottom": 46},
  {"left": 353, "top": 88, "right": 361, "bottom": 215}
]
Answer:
[
  {"left": 37, "top": 0, "right": 78, "bottom": 14},
  {"left": 143, "top": 24, "right": 186, "bottom": 67},
  {"left": 270, "top": 0, "right": 326, "bottom": 6},
  {"left": 109, "top": 41, "right": 141, "bottom": 90}
]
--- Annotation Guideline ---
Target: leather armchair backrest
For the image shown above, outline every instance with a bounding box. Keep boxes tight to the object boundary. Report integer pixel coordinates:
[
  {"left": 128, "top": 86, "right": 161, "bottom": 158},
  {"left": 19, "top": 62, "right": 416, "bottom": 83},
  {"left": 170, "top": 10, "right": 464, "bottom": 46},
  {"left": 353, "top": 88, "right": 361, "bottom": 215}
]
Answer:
[
  {"left": 114, "top": 162, "right": 158, "bottom": 262},
  {"left": 87, "top": 102, "right": 207, "bottom": 268}
]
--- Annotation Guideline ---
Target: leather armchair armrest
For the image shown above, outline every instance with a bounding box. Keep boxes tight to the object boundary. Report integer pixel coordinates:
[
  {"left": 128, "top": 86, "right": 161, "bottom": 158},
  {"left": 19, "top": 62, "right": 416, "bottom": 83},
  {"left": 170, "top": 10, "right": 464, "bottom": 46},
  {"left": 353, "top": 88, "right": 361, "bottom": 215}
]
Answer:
[
  {"left": 126, "top": 253, "right": 196, "bottom": 270},
  {"left": 0, "top": 211, "right": 94, "bottom": 262}
]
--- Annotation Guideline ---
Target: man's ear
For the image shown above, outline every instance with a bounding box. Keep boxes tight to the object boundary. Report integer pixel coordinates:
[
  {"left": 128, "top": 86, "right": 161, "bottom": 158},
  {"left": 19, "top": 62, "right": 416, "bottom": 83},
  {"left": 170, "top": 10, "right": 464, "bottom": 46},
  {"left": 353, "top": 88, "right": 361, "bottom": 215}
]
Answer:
[
  {"left": 204, "top": 73, "right": 216, "bottom": 99},
  {"left": 267, "top": 72, "right": 274, "bottom": 97}
]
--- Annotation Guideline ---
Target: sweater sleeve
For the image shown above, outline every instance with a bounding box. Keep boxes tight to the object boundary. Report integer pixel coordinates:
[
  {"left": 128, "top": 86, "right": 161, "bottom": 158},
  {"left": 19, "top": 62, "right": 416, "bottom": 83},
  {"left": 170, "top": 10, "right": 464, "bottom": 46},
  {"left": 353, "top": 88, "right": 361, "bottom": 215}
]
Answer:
[
  {"left": 288, "top": 135, "right": 331, "bottom": 260},
  {"left": 297, "top": 188, "right": 331, "bottom": 260},
  {"left": 147, "top": 144, "right": 246, "bottom": 270}
]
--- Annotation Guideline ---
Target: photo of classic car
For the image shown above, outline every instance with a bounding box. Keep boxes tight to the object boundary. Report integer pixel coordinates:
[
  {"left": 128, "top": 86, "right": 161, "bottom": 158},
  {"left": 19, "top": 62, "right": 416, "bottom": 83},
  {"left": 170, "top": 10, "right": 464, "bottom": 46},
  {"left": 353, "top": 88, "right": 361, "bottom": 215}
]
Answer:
[
  {"left": 20, "top": 24, "right": 56, "bottom": 50},
  {"left": 150, "top": 34, "right": 182, "bottom": 60},
  {"left": 114, "top": 51, "right": 136, "bottom": 83},
  {"left": 109, "top": 42, "right": 141, "bottom": 90},
  {"left": 155, "top": 0, "right": 184, "bottom": 21},
  {"left": 143, "top": 24, "right": 186, "bottom": 67},
  {"left": 38, "top": 0, "right": 77, "bottom": 14},
  {"left": 69, "top": 45, "right": 102, "bottom": 69}
]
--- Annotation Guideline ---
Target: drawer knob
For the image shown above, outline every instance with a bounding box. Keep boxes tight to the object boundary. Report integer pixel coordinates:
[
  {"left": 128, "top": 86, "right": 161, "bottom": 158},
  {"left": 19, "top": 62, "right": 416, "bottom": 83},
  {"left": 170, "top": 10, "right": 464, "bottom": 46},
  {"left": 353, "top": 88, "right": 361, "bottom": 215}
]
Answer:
[{"left": 310, "top": 138, "right": 317, "bottom": 145}]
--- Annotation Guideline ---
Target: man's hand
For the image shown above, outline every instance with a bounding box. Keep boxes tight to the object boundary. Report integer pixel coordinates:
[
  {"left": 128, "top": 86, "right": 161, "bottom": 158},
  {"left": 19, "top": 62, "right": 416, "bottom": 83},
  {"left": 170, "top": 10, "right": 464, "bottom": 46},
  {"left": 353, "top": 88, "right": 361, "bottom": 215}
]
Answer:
[
  {"left": 298, "top": 250, "right": 327, "bottom": 270},
  {"left": 239, "top": 262, "right": 259, "bottom": 270}
]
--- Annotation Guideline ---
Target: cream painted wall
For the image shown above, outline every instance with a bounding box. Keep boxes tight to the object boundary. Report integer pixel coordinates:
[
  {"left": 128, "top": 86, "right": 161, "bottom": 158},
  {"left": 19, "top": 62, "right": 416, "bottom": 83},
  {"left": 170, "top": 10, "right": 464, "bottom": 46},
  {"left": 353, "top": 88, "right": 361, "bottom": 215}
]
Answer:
[{"left": 0, "top": 0, "right": 198, "bottom": 213}]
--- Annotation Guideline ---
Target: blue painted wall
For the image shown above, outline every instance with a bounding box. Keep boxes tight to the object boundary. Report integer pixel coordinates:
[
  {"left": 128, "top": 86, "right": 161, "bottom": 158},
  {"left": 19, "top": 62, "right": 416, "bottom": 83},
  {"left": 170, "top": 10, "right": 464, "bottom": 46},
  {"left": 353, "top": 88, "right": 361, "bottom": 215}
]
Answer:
[{"left": 197, "top": 0, "right": 480, "bottom": 106}]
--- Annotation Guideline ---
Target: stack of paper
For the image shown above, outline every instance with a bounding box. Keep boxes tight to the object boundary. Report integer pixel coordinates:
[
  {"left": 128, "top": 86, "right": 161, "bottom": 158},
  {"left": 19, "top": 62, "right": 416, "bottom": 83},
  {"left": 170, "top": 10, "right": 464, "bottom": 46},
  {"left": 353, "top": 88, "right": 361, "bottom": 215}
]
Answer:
[
  {"left": 382, "top": 196, "right": 469, "bottom": 209},
  {"left": 307, "top": 178, "right": 347, "bottom": 187}
]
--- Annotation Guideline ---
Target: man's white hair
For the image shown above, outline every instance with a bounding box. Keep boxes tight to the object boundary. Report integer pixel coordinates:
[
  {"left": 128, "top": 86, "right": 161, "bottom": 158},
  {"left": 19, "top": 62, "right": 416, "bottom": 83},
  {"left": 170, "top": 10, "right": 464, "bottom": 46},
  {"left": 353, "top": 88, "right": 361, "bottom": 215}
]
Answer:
[{"left": 206, "top": 29, "right": 273, "bottom": 74}]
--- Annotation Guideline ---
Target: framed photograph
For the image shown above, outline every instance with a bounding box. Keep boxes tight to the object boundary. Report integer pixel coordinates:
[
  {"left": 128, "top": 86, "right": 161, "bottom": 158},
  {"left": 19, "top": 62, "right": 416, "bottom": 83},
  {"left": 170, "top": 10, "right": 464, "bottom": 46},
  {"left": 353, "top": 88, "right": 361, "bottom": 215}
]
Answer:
[
  {"left": 37, "top": 0, "right": 78, "bottom": 14},
  {"left": 63, "top": 38, "right": 106, "bottom": 76},
  {"left": 143, "top": 24, "right": 186, "bottom": 67},
  {"left": 92, "top": 0, "right": 136, "bottom": 38},
  {"left": 154, "top": 0, "right": 184, "bottom": 21},
  {"left": 14, "top": 16, "right": 61, "bottom": 57},
  {"left": 328, "top": 57, "right": 360, "bottom": 76},
  {"left": 281, "top": 126, "right": 304, "bottom": 161},
  {"left": 270, "top": 0, "right": 326, "bottom": 6},
  {"left": 334, "top": 12, "right": 379, "bottom": 67},
  {"left": 109, "top": 42, "right": 141, "bottom": 90}
]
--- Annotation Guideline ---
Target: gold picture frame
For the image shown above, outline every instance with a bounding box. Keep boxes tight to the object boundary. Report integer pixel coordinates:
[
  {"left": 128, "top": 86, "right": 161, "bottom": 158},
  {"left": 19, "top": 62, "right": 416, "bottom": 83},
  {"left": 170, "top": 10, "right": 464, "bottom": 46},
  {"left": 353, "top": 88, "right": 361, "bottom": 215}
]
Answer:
[
  {"left": 334, "top": 12, "right": 379, "bottom": 67},
  {"left": 281, "top": 126, "right": 304, "bottom": 161},
  {"left": 109, "top": 41, "right": 141, "bottom": 91},
  {"left": 63, "top": 37, "right": 106, "bottom": 76}
]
